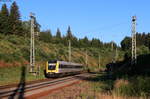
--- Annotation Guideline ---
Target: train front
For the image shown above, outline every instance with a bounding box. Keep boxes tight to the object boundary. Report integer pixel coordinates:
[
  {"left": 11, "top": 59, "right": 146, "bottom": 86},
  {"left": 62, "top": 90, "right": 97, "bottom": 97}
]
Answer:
[{"left": 45, "top": 60, "right": 59, "bottom": 78}]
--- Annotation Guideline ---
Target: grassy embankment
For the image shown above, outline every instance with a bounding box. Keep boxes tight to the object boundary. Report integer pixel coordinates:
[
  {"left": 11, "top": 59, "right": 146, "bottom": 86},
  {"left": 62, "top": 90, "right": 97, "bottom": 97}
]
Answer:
[
  {"left": 86, "top": 54, "right": 150, "bottom": 98},
  {"left": 0, "top": 34, "right": 123, "bottom": 85},
  {"left": 88, "top": 73, "right": 150, "bottom": 98}
]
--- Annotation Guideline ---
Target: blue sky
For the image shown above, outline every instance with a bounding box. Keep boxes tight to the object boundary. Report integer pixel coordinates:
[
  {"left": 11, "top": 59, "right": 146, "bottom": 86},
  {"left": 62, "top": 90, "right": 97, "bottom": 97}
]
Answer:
[{"left": 0, "top": 0, "right": 150, "bottom": 45}]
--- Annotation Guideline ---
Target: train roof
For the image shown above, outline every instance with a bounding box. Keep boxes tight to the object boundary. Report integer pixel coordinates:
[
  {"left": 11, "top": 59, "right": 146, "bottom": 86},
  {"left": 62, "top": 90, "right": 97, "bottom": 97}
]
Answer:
[
  {"left": 48, "top": 60, "right": 83, "bottom": 66},
  {"left": 58, "top": 61, "right": 83, "bottom": 66}
]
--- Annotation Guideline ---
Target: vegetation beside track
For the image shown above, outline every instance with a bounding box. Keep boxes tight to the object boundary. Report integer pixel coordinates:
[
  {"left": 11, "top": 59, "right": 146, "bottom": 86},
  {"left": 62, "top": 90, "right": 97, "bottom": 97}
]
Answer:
[
  {"left": 88, "top": 73, "right": 150, "bottom": 98},
  {"left": 0, "top": 33, "right": 123, "bottom": 85},
  {"left": 44, "top": 72, "right": 150, "bottom": 99},
  {"left": 0, "top": 66, "right": 45, "bottom": 85}
]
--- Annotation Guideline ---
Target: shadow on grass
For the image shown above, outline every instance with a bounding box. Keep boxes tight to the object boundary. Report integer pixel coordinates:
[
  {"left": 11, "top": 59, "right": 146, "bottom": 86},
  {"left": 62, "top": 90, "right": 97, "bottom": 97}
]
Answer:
[{"left": 9, "top": 66, "right": 26, "bottom": 99}]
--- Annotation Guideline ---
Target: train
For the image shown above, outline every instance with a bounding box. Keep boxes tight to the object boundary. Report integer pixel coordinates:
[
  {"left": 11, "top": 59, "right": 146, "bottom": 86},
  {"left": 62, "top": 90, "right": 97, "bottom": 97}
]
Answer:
[{"left": 44, "top": 60, "right": 84, "bottom": 78}]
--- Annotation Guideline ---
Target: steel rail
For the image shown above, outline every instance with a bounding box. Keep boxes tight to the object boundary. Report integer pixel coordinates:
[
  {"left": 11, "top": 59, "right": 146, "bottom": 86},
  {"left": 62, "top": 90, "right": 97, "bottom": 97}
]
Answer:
[{"left": 0, "top": 73, "right": 89, "bottom": 98}]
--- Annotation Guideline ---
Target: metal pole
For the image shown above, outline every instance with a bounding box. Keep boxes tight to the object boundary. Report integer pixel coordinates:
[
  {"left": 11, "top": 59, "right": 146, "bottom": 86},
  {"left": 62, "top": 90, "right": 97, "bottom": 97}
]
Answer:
[
  {"left": 98, "top": 54, "right": 100, "bottom": 69},
  {"left": 131, "top": 16, "right": 137, "bottom": 65},
  {"left": 36, "top": 32, "right": 40, "bottom": 75},
  {"left": 115, "top": 48, "right": 118, "bottom": 62},
  {"left": 30, "top": 13, "right": 35, "bottom": 73},
  {"left": 68, "top": 40, "right": 71, "bottom": 62},
  {"left": 85, "top": 50, "right": 88, "bottom": 66},
  {"left": 111, "top": 41, "right": 115, "bottom": 63},
  {"left": 111, "top": 41, "right": 114, "bottom": 51}
]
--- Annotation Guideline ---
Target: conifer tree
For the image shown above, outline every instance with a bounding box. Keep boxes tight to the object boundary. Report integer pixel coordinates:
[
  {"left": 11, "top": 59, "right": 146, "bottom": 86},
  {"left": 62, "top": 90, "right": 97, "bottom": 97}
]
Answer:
[
  {"left": 0, "top": 11, "right": 1, "bottom": 33},
  {"left": 66, "top": 26, "right": 73, "bottom": 40},
  {"left": 0, "top": 4, "right": 10, "bottom": 34},
  {"left": 56, "top": 28, "right": 61, "bottom": 39},
  {"left": 34, "top": 18, "right": 41, "bottom": 32},
  {"left": 9, "top": 1, "right": 22, "bottom": 35}
]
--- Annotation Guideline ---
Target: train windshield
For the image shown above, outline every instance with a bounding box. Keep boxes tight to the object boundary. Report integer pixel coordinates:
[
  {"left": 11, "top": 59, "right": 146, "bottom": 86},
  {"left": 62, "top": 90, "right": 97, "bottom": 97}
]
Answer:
[{"left": 48, "top": 64, "right": 56, "bottom": 70}]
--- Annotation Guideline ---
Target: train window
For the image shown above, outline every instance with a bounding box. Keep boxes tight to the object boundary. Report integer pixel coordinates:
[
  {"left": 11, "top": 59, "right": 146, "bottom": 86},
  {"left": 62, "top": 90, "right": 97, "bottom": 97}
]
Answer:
[
  {"left": 59, "top": 64, "right": 67, "bottom": 68},
  {"left": 48, "top": 60, "right": 57, "bottom": 63},
  {"left": 48, "top": 64, "right": 56, "bottom": 70},
  {"left": 59, "top": 64, "right": 82, "bottom": 69},
  {"left": 75, "top": 66, "right": 82, "bottom": 68}
]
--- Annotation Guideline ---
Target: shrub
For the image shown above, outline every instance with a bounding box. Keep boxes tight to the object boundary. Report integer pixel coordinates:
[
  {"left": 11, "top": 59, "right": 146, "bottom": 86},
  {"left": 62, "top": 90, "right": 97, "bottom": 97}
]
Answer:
[
  {"left": 113, "top": 77, "right": 150, "bottom": 97},
  {"left": 113, "top": 79, "right": 133, "bottom": 96},
  {"left": 135, "top": 76, "right": 150, "bottom": 97}
]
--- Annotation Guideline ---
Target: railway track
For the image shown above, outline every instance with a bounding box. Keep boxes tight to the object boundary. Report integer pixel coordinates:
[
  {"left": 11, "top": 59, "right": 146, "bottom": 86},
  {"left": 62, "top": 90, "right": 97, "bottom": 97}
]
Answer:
[{"left": 0, "top": 73, "right": 93, "bottom": 99}]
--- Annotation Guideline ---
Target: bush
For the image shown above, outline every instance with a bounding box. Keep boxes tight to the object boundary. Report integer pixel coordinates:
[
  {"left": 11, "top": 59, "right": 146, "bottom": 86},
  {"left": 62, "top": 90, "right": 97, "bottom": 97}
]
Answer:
[
  {"left": 21, "top": 47, "right": 30, "bottom": 61},
  {"left": 0, "top": 53, "right": 21, "bottom": 62},
  {"left": 113, "top": 79, "right": 133, "bottom": 96},
  {"left": 7, "top": 35, "right": 25, "bottom": 45},
  {"left": 134, "top": 76, "right": 150, "bottom": 96},
  {"left": 113, "top": 77, "right": 150, "bottom": 97}
]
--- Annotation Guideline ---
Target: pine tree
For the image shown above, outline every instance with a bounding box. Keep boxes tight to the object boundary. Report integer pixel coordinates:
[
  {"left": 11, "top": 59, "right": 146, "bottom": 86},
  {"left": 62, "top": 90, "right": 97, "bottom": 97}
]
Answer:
[
  {"left": 0, "top": 7, "right": 2, "bottom": 34},
  {"left": 56, "top": 28, "right": 61, "bottom": 38},
  {"left": 0, "top": 11, "right": 1, "bottom": 33},
  {"left": 34, "top": 18, "right": 41, "bottom": 32},
  {"left": 66, "top": 26, "right": 73, "bottom": 40},
  {"left": 9, "top": 1, "right": 22, "bottom": 35},
  {"left": 0, "top": 4, "right": 10, "bottom": 34}
]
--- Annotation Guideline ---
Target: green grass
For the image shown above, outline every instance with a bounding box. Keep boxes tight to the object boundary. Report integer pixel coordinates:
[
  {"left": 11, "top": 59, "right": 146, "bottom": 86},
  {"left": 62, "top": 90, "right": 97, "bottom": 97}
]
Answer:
[
  {"left": 0, "top": 66, "right": 45, "bottom": 85},
  {"left": 88, "top": 73, "right": 150, "bottom": 97}
]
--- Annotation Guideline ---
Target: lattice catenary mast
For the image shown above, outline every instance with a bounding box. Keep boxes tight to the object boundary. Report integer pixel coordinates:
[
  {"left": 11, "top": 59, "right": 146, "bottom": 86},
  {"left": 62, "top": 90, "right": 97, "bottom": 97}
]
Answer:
[
  {"left": 98, "top": 54, "right": 100, "bottom": 69},
  {"left": 68, "top": 40, "right": 71, "bottom": 62},
  {"left": 131, "top": 16, "right": 137, "bottom": 65},
  {"left": 85, "top": 50, "right": 88, "bottom": 66},
  {"left": 30, "top": 13, "right": 35, "bottom": 73}
]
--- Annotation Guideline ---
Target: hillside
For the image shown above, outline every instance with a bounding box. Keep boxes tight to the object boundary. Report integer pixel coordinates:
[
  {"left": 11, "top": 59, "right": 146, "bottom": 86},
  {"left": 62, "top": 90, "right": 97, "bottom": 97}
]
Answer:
[
  {"left": 0, "top": 34, "right": 120, "bottom": 68},
  {"left": 0, "top": 34, "right": 123, "bottom": 85}
]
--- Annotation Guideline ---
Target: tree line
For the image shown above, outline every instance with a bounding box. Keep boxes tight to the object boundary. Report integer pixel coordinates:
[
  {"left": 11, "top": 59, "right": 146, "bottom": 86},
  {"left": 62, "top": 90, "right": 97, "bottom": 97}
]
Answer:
[
  {"left": 121, "top": 33, "right": 150, "bottom": 59},
  {"left": 0, "top": 2, "right": 117, "bottom": 49},
  {"left": 39, "top": 26, "right": 117, "bottom": 48},
  {"left": 121, "top": 33, "right": 150, "bottom": 50}
]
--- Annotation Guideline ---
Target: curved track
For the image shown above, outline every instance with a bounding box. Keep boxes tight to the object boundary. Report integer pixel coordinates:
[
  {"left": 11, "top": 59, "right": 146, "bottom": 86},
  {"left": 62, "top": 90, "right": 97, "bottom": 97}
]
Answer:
[{"left": 0, "top": 73, "right": 93, "bottom": 99}]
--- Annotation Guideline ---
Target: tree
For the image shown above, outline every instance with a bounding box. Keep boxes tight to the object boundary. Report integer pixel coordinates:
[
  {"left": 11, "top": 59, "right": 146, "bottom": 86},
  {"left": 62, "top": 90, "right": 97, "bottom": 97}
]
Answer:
[
  {"left": 9, "top": 1, "right": 23, "bottom": 35},
  {"left": 137, "top": 45, "right": 149, "bottom": 55},
  {"left": 71, "top": 36, "right": 78, "bottom": 47},
  {"left": 78, "top": 36, "right": 90, "bottom": 47},
  {"left": 66, "top": 26, "right": 73, "bottom": 40},
  {"left": 39, "top": 30, "right": 52, "bottom": 43},
  {"left": 53, "top": 28, "right": 62, "bottom": 44},
  {"left": 34, "top": 18, "right": 41, "bottom": 32},
  {"left": 22, "top": 21, "right": 30, "bottom": 37},
  {"left": 0, "top": 4, "right": 10, "bottom": 34},
  {"left": 56, "top": 28, "right": 61, "bottom": 39},
  {"left": 91, "top": 38, "right": 101, "bottom": 48},
  {"left": 121, "top": 36, "right": 131, "bottom": 51}
]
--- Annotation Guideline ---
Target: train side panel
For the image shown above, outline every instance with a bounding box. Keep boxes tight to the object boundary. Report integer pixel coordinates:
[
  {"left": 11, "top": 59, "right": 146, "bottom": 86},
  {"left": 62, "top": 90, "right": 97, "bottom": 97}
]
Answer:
[{"left": 45, "top": 60, "right": 84, "bottom": 78}]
